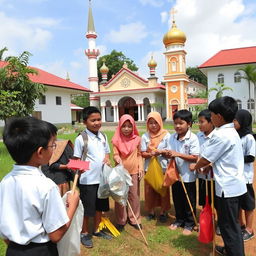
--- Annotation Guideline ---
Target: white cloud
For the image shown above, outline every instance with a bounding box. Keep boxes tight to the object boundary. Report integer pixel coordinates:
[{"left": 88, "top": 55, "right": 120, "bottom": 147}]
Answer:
[
  {"left": 26, "top": 17, "right": 61, "bottom": 27},
  {"left": 106, "top": 22, "right": 148, "bottom": 43},
  {"left": 139, "top": 0, "right": 164, "bottom": 7},
  {"left": 161, "top": 11, "right": 168, "bottom": 23}
]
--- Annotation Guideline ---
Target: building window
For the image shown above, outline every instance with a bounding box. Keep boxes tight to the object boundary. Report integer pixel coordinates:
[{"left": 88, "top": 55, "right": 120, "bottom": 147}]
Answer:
[
  {"left": 56, "top": 96, "right": 62, "bottom": 105},
  {"left": 217, "top": 73, "right": 224, "bottom": 83},
  {"left": 234, "top": 72, "right": 241, "bottom": 83},
  {"left": 247, "top": 99, "right": 254, "bottom": 110},
  {"left": 39, "top": 95, "right": 46, "bottom": 105},
  {"left": 236, "top": 100, "right": 242, "bottom": 110},
  {"left": 172, "top": 62, "right": 177, "bottom": 72}
]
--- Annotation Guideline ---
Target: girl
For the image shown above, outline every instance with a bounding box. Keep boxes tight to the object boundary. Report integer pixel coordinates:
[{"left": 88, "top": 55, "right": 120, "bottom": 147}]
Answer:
[
  {"left": 112, "top": 114, "right": 143, "bottom": 232},
  {"left": 141, "top": 112, "right": 171, "bottom": 223},
  {"left": 234, "top": 109, "right": 255, "bottom": 241}
]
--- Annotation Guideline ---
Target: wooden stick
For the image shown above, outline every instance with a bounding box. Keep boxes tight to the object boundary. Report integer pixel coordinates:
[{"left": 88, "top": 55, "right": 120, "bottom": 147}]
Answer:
[
  {"left": 179, "top": 175, "right": 198, "bottom": 228},
  {"left": 210, "top": 178, "right": 216, "bottom": 256},
  {"left": 127, "top": 200, "right": 148, "bottom": 246},
  {"left": 71, "top": 170, "right": 79, "bottom": 195}
]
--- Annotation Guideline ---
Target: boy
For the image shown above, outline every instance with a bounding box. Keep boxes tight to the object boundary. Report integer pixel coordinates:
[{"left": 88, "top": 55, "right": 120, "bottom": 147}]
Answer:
[
  {"left": 167, "top": 109, "right": 200, "bottom": 235},
  {"left": 190, "top": 96, "right": 247, "bottom": 256},
  {"left": 73, "top": 106, "right": 112, "bottom": 248},
  {"left": 0, "top": 117, "right": 79, "bottom": 256}
]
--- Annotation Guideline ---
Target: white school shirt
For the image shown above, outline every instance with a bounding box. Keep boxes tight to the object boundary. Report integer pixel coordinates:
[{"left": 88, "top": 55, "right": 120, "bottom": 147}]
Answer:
[
  {"left": 197, "top": 130, "right": 215, "bottom": 180},
  {"left": 168, "top": 130, "right": 200, "bottom": 182},
  {"left": 141, "top": 132, "right": 171, "bottom": 172},
  {"left": 201, "top": 123, "right": 247, "bottom": 198},
  {"left": 241, "top": 134, "right": 256, "bottom": 184},
  {"left": 0, "top": 165, "right": 69, "bottom": 245},
  {"left": 73, "top": 128, "right": 110, "bottom": 185}
]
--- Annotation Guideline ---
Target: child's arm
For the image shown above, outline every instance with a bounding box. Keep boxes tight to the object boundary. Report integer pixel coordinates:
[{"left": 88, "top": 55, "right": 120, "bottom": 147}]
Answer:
[
  {"left": 167, "top": 150, "right": 198, "bottom": 162},
  {"left": 103, "top": 153, "right": 111, "bottom": 166},
  {"left": 113, "top": 145, "right": 122, "bottom": 164},
  {"left": 190, "top": 157, "right": 211, "bottom": 171},
  {"left": 137, "top": 144, "right": 144, "bottom": 179},
  {"left": 48, "top": 190, "right": 80, "bottom": 243}
]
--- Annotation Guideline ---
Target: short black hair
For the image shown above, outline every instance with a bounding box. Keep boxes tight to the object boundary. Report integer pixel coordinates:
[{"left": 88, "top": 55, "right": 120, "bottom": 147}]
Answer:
[
  {"left": 198, "top": 109, "right": 211, "bottom": 122},
  {"left": 208, "top": 96, "right": 238, "bottom": 122},
  {"left": 82, "top": 106, "right": 101, "bottom": 121},
  {"left": 3, "top": 117, "right": 57, "bottom": 165},
  {"left": 173, "top": 109, "right": 192, "bottom": 124}
]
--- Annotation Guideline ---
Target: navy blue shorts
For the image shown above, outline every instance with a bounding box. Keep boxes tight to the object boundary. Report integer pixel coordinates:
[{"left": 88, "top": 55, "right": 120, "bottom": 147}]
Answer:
[{"left": 240, "top": 183, "right": 255, "bottom": 211}]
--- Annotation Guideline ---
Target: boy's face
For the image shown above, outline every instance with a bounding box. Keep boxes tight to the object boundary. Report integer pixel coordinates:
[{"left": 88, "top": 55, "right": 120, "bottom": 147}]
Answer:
[
  {"left": 210, "top": 112, "right": 224, "bottom": 127},
  {"left": 198, "top": 116, "right": 213, "bottom": 134},
  {"left": 174, "top": 118, "right": 190, "bottom": 136},
  {"left": 84, "top": 112, "right": 102, "bottom": 134},
  {"left": 41, "top": 135, "right": 57, "bottom": 165}
]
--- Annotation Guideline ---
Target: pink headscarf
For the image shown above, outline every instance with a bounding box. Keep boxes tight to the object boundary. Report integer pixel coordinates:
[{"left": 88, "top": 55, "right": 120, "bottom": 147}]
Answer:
[{"left": 112, "top": 114, "right": 141, "bottom": 157}]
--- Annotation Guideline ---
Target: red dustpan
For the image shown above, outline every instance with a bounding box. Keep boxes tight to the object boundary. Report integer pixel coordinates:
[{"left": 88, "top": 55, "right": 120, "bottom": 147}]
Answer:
[
  {"left": 198, "top": 180, "right": 213, "bottom": 243},
  {"left": 67, "top": 159, "right": 90, "bottom": 171}
]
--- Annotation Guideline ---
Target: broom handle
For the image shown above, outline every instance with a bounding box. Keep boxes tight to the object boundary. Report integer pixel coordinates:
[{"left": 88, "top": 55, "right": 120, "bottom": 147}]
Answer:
[
  {"left": 180, "top": 175, "right": 198, "bottom": 227},
  {"left": 71, "top": 170, "right": 79, "bottom": 195},
  {"left": 127, "top": 200, "right": 148, "bottom": 246},
  {"left": 211, "top": 177, "right": 216, "bottom": 256}
]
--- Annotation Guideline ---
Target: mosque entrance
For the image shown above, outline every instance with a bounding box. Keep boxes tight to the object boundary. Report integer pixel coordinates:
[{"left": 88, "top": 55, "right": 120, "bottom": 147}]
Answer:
[{"left": 118, "top": 97, "right": 138, "bottom": 121}]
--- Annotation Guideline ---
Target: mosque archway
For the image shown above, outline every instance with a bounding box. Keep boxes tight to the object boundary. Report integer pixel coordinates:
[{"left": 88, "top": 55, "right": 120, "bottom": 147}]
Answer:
[
  {"left": 118, "top": 97, "right": 138, "bottom": 121},
  {"left": 105, "top": 100, "right": 114, "bottom": 122},
  {"left": 143, "top": 98, "right": 151, "bottom": 118}
]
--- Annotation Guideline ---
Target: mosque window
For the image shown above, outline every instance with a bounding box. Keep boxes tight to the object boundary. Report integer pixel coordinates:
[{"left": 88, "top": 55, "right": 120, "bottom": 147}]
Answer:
[
  {"left": 56, "top": 96, "right": 62, "bottom": 105},
  {"left": 247, "top": 99, "right": 254, "bottom": 110},
  {"left": 172, "top": 62, "right": 177, "bottom": 72},
  {"left": 234, "top": 72, "right": 241, "bottom": 83},
  {"left": 39, "top": 95, "right": 46, "bottom": 104},
  {"left": 217, "top": 73, "right": 224, "bottom": 83},
  {"left": 236, "top": 99, "right": 242, "bottom": 110}
]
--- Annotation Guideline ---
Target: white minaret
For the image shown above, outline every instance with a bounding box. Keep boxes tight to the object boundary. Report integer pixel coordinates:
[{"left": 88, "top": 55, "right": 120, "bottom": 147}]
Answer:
[{"left": 85, "top": 0, "right": 100, "bottom": 107}]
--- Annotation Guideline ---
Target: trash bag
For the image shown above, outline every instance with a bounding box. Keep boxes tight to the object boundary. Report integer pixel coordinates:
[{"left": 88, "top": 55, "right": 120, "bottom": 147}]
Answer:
[
  {"left": 57, "top": 192, "right": 84, "bottom": 256},
  {"left": 163, "top": 158, "right": 179, "bottom": 187},
  {"left": 98, "top": 164, "right": 113, "bottom": 199},
  {"left": 109, "top": 164, "right": 132, "bottom": 206},
  {"left": 144, "top": 157, "right": 166, "bottom": 197}
]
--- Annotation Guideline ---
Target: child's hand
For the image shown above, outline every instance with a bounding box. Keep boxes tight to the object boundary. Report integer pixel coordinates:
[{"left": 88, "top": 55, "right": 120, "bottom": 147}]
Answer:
[
  {"left": 103, "top": 156, "right": 111, "bottom": 166},
  {"left": 189, "top": 163, "right": 196, "bottom": 171},
  {"left": 202, "top": 165, "right": 212, "bottom": 174},
  {"left": 66, "top": 190, "right": 79, "bottom": 209},
  {"left": 114, "top": 156, "right": 122, "bottom": 164}
]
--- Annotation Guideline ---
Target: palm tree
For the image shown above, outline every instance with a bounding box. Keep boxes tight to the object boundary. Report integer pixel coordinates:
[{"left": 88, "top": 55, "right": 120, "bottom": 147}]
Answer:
[
  {"left": 208, "top": 82, "right": 233, "bottom": 98},
  {"left": 0, "top": 47, "right": 8, "bottom": 60},
  {"left": 239, "top": 64, "right": 256, "bottom": 114}
]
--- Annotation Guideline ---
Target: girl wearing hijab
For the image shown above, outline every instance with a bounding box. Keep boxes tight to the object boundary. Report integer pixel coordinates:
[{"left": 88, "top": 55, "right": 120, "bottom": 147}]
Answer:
[
  {"left": 112, "top": 114, "right": 143, "bottom": 232},
  {"left": 234, "top": 109, "right": 255, "bottom": 241},
  {"left": 141, "top": 112, "right": 171, "bottom": 223}
]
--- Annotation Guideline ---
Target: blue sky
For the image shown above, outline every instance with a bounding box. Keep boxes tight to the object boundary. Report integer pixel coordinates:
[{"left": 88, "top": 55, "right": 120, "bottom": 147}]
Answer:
[{"left": 1, "top": 0, "right": 256, "bottom": 89}]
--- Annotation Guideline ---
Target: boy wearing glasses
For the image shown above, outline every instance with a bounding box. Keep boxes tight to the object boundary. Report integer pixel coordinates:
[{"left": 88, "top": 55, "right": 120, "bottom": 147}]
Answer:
[{"left": 0, "top": 117, "right": 79, "bottom": 256}]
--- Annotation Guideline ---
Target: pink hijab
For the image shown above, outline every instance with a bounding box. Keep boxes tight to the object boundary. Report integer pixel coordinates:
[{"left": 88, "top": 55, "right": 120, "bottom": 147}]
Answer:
[{"left": 112, "top": 114, "right": 141, "bottom": 157}]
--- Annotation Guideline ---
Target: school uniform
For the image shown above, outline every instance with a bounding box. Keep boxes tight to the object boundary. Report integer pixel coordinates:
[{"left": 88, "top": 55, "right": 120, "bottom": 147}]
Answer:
[
  {"left": 73, "top": 128, "right": 110, "bottom": 217},
  {"left": 201, "top": 123, "right": 247, "bottom": 256},
  {"left": 169, "top": 129, "right": 200, "bottom": 229},
  {"left": 141, "top": 132, "right": 171, "bottom": 212},
  {"left": 240, "top": 134, "right": 256, "bottom": 211},
  {"left": 0, "top": 165, "right": 69, "bottom": 256}
]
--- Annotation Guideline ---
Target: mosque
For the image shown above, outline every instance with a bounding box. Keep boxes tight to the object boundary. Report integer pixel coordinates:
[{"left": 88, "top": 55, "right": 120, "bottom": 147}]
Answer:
[{"left": 85, "top": 3, "right": 205, "bottom": 122}]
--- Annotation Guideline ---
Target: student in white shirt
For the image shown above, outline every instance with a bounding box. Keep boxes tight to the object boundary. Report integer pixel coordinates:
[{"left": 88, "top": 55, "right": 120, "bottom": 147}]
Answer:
[
  {"left": 167, "top": 110, "right": 199, "bottom": 236},
  {"left": 190, "top": 96, "right": 247, "bottom": 256},
  {"left": 234, "top": 109, "right": 255, "bottom": 242},
  {"left": 0, "top": 117, "right": 79, "bottom": 256},
  {"left": 73, "top": 106, "right": 112, "bottom": 249}
]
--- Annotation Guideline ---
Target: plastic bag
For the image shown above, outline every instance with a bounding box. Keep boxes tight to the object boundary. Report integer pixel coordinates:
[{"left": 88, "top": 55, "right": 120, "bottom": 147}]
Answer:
[
  {"left": 163, "top": 158, "right": 179, "bottom": 187},
  {"left": 98, "top": 164, "right": 113, "bottom": 199},
  {"left": 57, "top": 192, "right": 84, "bottom": 256},
  {"left": 144, "top": 157, "right": 166, "bottom": 197}
]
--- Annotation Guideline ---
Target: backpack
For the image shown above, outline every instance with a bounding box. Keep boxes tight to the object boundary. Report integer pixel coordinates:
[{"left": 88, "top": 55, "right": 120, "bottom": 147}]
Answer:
[{"left": 79, "top": 131, "right": 107, "bottom": 160}]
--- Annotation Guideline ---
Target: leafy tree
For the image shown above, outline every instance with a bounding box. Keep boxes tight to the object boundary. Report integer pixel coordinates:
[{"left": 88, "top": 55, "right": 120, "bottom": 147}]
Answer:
[
  {"left": 71, "top": 93, "right": 90, "bottom": 108},
  {"left": 0, "top": 48, "right": 45, "bottom": 122},
  {"left": 97, "top": 50, "right": 138, "bottom": 82},
  {"left": 239, "top": 64, "right": 256, "bottom": 113},
  {"left": 193, "top": 89, "right": 208, "bottom": 99},
  {"left": 0, "top": 47, "right": 8, "bottom": 60},
  {"left": 208, "top": 82, "right": 233, "bottom": 99},
  {"left": 186, "top": 66, "right": 207, "bottom": 86}
]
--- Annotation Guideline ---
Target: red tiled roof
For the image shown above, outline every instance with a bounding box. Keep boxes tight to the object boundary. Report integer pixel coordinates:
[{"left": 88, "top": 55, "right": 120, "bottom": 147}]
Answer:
[
  {"left": 188, "top": 98, "right": 207, "bottom": 105},
  {"left": 70, "top": 103, "right": 83, "bottom": 110},
  {"left": 0, "top": 61, "right": 90, "bottom": 92},
  {"left": 199, "top": 46, "right": 256, "bottom": 68}
]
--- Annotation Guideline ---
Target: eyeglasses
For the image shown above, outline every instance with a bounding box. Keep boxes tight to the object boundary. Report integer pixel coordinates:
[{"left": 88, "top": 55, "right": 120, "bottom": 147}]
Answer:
[{"left": 46, "top": 143, "right": 57, "bottom": 150}]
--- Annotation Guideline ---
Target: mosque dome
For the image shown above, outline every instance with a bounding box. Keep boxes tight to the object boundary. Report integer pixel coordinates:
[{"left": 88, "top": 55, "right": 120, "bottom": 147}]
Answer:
[
  {"left": 148, "top": 56, "right": 157, "bottom": 68},
  {"left": 100, "top": 61, "right": 109, "bottom": 74},
  {"left": 163, "top": 21, "right": 186, "bottom": 47}
]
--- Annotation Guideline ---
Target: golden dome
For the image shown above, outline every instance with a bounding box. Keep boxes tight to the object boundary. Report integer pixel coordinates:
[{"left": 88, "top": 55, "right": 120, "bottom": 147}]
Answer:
[
  {"left": 163, "top": 21, "right": 186, "bottom": 46},
  {"left": 100, "top": 61, "right": 109, "bottom": 74},
  {"left": 148, "top": 56, "right": 157, "bottom": 68}
]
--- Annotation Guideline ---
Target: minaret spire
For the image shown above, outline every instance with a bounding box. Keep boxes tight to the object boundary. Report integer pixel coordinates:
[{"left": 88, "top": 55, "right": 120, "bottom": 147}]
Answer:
[{"left": 87, "top": 0, "right": 95, "bottom": 33}]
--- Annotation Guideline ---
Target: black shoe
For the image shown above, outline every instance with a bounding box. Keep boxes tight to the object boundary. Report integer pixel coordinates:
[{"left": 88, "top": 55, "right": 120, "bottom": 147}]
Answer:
[
  {"left": 146, "top": 214, "right": 156, "bottom": 221},
  {"left": 116, "top": 224, "right": 125, "bottom": 232},
  {"left": 93, "top": 231, "right": 112, "bottom": 240},
  {"left": 216, "top": 225, "right": 221, "bottom": 236},
  {"left": 241, "top": 225, "right": 246, "bottom": 231},
  {"left": 215, "top": 245, "right": 227, "bottom": 255},
  {"left": 158, "top": 214, "right": 168, "bottom": 223},
  {"left": 243, "top": 229, "right": 254, "bottom": 242},
  {"left": 81, "top": 234, "right": 93, "bottom": 248}
]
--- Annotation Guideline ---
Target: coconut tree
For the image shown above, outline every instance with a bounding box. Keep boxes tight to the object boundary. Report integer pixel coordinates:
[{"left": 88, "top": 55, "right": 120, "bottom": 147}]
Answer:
[
  {"left": 239, "top": 64, "right": 256, "bottom": 114},
  {"left": 208, "top": 82, "right": 233, "bottom": 99},
  {"left": 0, "top": 47, "right": 8, "bottom": 60}
]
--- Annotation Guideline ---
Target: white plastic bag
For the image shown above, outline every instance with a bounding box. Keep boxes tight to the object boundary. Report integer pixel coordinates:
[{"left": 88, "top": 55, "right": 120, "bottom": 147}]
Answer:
[
  {"left": 57, "top": 192, "right": 84, "bottom": 256},
  {"left": 98, "top": 164, "right": 112, "bottom": 199}
]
